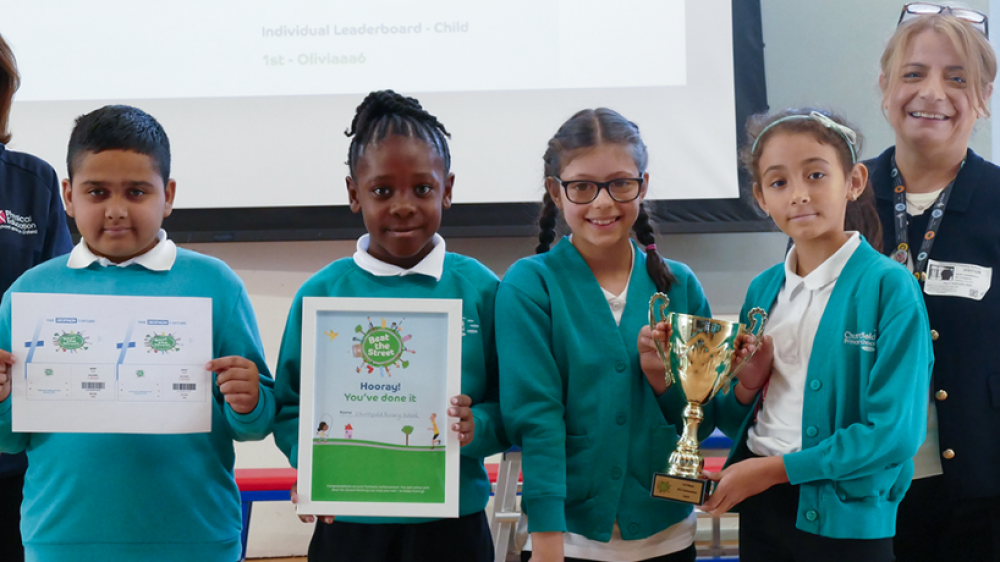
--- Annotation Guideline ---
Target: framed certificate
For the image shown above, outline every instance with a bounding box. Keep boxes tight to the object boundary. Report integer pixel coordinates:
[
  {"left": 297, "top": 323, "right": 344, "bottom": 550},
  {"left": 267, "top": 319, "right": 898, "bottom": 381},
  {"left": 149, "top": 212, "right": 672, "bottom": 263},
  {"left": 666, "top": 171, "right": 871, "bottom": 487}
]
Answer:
[{"left": 296, "top": 297, "right": 463, "bottom": 518}]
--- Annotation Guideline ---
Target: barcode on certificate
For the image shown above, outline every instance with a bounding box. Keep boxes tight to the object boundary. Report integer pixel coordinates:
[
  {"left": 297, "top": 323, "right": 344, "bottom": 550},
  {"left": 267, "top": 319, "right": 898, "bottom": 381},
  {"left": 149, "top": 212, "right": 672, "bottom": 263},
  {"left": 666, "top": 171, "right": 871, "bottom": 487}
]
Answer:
[
  {"left": 81, "top": 382, "right": 105, "bottom": 390},
  {"left": 173, "top": 383, "right": 197, "bottom": 391}
]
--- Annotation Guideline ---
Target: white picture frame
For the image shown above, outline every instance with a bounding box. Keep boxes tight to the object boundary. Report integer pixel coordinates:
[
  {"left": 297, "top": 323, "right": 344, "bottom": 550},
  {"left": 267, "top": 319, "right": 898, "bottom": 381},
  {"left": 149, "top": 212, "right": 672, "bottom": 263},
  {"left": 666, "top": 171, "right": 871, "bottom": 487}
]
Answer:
[{"left": 297, "top": 297, "right": 462, "bottom": 518}]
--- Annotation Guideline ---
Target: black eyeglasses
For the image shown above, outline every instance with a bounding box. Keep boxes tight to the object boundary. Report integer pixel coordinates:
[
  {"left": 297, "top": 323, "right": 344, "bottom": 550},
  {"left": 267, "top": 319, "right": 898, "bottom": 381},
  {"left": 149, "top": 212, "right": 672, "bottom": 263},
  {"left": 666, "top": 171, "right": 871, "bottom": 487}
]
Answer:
[
  {"left": 898, "top": 2, "right": 989, "bottom": 37},
  {"left": 553, "top": 177, "right": 644, "bottom": 204}
]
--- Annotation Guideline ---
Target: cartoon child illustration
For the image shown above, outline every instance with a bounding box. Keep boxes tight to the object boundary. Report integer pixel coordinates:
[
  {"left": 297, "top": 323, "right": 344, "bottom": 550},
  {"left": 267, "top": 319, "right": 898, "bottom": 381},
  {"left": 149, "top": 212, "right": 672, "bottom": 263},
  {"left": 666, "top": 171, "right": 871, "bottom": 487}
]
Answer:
[
  {"left": 316, "top": 422, "right": 329, "bottom": 441},
  {"left": 428, "top": 413, "right": 441, "bottom": 449},
  {"left": 344, "top": 424, "right": 353, "bottom": 439}
]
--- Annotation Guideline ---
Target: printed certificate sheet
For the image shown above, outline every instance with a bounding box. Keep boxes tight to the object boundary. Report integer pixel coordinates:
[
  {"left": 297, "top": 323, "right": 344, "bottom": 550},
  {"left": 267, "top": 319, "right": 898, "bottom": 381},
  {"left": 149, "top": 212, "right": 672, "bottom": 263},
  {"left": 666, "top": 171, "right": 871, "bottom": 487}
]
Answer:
[
  {"left": 297, "top": 297, "right": 462, "bottom": 518},
  {"left": 11, "top": 293, "right": 213, "bottom": 434}
]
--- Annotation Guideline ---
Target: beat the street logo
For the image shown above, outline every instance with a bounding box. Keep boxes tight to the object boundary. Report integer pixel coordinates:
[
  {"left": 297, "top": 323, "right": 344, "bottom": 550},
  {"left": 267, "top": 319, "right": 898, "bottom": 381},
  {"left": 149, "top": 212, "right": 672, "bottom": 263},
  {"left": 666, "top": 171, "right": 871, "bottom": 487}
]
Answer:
[
  {"left": 844, "top": 331, "right": 876, "bottom": 352},
  {"left": 348, "top": 317, "right": 416, "bottom": 378},
  {"left": 0, "top": 210, "right": 38, "bottom": 235}
]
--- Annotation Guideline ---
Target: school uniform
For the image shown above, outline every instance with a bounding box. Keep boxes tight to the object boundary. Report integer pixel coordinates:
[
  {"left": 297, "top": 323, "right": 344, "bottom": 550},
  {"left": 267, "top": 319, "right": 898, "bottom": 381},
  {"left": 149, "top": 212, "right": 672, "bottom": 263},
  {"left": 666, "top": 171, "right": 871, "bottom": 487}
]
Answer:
[
  {"left": 273, "top": 234, "right": 507, "bottom": 562},
  {"left": 726, "top": 235, "right": 932, "bottom": 561},
  {"left": 869, "top": 147, "right": 1000, "bottom": 561},
  {"left": 497, "top": 237, "right": 751, "bottom": 561}
]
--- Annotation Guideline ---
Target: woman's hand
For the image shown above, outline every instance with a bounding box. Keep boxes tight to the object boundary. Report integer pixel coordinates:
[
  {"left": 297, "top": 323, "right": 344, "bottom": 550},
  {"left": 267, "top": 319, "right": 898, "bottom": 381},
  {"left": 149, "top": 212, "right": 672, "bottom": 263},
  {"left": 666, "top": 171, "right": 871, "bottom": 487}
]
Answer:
[{"left": 638, "top": 321, "right": 672, "bottom": 396}]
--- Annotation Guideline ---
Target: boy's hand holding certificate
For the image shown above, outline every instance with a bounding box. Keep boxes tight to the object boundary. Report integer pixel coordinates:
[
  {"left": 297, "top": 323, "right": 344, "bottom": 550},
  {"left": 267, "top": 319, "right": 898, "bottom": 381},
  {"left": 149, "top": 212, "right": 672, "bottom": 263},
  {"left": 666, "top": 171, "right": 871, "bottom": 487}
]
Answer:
[
  {"left": 208, "top": 356, "right": 261, "bottom": 414},
  {"left": 0, "top": 349, "right": 13, "bottom": 402}
]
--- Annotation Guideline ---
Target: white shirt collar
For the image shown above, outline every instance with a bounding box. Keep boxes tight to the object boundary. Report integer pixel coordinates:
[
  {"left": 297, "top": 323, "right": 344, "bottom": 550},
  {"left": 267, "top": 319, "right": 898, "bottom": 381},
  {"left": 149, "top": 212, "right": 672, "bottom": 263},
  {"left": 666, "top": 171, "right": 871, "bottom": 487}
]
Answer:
[
  {"left": 66, "top": 229, "right": 177, "bottom": 271},
  {"left": 353, "top": 233, "right": 446, "bottom": 281},
  {"left": 784, "top": 232, "right": 861, "bottom": 293}
]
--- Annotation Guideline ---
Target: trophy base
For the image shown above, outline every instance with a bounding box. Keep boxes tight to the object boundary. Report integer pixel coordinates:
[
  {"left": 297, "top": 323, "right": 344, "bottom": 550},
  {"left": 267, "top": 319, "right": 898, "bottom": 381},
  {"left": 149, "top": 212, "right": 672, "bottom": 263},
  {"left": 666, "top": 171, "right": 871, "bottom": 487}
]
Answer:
[{"left": 650, "top": 472, "right": 712, "bottom": 505}]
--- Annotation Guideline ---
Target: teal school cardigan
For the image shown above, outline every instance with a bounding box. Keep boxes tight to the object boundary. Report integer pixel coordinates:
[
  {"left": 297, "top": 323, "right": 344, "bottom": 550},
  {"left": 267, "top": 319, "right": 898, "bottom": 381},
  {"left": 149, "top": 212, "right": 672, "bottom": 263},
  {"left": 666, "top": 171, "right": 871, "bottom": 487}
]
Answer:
[
  {"left": 498, "top": 238, "right": 752, "bottom": 541},
  {"left": 726, "top": 237, "right": 933, "bottom": 539}
]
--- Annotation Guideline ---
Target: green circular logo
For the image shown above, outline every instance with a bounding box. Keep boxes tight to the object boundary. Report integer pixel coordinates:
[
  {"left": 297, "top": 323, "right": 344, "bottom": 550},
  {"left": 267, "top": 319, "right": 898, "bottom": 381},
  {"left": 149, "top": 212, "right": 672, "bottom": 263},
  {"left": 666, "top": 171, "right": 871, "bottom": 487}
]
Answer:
[
  {"left": 57, "top": 333, "right": 86, "bottom": 351},
  {"left": 361, "top": 327, "right": 404, "bottom": 366},
  {"left": 147, "top": 334, "right": 177, "bottom": 352}
]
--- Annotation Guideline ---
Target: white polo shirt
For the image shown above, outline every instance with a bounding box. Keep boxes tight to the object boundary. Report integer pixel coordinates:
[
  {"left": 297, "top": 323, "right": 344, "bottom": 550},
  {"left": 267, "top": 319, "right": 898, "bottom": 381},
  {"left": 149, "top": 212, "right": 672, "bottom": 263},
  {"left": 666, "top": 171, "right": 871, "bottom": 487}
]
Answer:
[
  {"left": 66, "top": 229, "right": 177, "bottom": 271},
  {"left": 353, "top": 233, "right": 445, "bottom": 280},
  {"left": 747, "top": 232, "right": 861, "bottom": 457}
]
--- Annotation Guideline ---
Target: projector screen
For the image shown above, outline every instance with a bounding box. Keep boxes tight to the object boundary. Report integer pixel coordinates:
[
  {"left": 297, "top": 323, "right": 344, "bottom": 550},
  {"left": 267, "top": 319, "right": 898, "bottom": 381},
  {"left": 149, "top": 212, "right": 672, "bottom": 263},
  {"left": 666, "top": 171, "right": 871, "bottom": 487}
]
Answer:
[{"left": 3, "top": 0, "right": 768, "bottom": 240}]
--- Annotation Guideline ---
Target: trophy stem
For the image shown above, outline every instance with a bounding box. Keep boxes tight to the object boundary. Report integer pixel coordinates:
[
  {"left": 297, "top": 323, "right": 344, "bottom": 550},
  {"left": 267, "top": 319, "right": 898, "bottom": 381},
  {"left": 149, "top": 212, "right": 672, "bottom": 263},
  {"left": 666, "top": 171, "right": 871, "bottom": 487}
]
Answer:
[{"left": 667, "top": 402, "right": 704, "bottom": 480}]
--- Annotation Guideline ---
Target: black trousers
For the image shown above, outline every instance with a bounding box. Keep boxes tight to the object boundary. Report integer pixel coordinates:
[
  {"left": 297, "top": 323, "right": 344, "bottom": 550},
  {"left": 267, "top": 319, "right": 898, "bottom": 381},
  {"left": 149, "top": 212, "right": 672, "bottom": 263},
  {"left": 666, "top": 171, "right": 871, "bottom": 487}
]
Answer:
[
  {"left": 520, "top": 543, "right": 696, "bottom": 562},
  {"left": 738, "top": 482, "right": 894, "bottom": 562},
  {"left": 0, "top": 472, "right": 24, "bottom": 562},
  {"left": 308, "top": 510, "right": 493, "bottom": 562},
  {"left": 894, "top": 475, "right": 1000, "bottom": 562}
]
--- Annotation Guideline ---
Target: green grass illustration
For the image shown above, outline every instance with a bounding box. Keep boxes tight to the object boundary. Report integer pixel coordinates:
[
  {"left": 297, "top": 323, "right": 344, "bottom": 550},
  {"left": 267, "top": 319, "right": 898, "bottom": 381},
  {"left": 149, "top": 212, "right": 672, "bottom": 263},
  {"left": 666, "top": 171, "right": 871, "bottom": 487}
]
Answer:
[{"left": 311, "top": 440, "right": 445, "bottom": 503}]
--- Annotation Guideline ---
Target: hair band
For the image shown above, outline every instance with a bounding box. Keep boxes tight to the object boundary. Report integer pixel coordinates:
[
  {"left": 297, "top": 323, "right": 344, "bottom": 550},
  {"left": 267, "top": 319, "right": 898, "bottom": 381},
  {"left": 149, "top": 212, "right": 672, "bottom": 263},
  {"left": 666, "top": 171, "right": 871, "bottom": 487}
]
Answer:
[
  {"left": 751, "top": 111, "right": 858, "bottom": 164},
  {"left": 645, "top": 244, "right": 657, "bottom": 252}
]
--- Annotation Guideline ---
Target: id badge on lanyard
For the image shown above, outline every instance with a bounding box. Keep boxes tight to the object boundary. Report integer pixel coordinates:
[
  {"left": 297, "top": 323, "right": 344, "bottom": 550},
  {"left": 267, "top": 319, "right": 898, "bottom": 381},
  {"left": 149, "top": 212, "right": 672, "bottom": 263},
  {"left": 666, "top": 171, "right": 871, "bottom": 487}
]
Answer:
[{"left": 889, "top": 156, "right": 963, "bottom": 282}]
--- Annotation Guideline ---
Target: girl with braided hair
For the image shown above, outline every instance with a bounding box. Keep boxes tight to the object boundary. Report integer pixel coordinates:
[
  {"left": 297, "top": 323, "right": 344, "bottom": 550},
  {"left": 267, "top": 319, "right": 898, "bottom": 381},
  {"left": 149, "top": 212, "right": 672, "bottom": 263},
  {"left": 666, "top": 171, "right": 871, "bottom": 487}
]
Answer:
[
  {"left": 497, "top": 108, "right": 751, "bottom": 562},
  {"left": 273, "top": 90, "right": 507, "bottom": 562}
]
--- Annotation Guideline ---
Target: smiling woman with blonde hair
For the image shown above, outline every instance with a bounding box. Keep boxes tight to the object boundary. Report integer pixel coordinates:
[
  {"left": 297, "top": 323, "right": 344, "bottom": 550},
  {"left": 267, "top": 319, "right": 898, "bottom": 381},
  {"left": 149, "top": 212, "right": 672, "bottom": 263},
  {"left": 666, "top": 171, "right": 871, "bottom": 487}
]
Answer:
[{"left": 864, "top": 4, "right": 1000, "bottom": 561}]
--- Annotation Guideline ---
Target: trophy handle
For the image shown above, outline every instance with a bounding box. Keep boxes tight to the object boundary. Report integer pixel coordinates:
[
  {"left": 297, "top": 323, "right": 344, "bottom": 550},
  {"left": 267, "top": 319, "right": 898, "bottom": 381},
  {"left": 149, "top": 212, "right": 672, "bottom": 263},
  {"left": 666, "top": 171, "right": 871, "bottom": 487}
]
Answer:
[
  {"left": 648, "top": 292, "right": 674, "bottom": 390},
  {"left": 729, "top": 307, "right": 769, "bottom": 379}
]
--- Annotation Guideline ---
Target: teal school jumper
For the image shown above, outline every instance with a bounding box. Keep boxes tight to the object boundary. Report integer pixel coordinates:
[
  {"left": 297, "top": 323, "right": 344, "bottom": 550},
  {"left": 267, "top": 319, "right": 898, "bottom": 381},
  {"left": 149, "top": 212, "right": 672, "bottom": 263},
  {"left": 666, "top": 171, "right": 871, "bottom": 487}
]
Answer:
[
  {"left": 726, "top": 237, "right": 933, "bottom": 539},
  {"left": 497, "top": 238, "right": 752, "bottom": 541},
  {"left": 0, "top": 249, "right": 276, "bottom": 562},
  {"left": 273, "top": 254, "right": 508, "bottom": 524}
]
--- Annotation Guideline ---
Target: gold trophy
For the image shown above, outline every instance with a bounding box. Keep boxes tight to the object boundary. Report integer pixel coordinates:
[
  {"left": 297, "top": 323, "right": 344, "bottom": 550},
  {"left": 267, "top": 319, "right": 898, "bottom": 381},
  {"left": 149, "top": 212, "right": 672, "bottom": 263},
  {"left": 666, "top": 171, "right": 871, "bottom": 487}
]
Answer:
[{"left": 648, "top": 293, "right": 767, "bottom": 504}]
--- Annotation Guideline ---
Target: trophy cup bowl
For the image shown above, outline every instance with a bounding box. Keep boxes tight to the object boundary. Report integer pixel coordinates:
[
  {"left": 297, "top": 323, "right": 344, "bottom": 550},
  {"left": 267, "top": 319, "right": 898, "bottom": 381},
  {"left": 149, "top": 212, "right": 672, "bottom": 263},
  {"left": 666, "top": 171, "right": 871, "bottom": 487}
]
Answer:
[{"left": 648, "top": 292, "right": 767, "bottom": 504}]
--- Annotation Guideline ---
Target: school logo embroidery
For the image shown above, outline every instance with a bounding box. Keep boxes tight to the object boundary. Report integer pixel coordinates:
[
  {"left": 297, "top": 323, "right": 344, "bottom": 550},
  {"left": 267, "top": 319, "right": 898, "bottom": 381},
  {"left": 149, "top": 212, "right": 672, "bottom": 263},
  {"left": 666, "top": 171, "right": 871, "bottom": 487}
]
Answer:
[
  {"left": 352, "top": 317, "right": 414, "bottom": 377},
  {"left": 0, "top": 210, "right": 38, "bottom": 235},
  {"left": 844, "top": 331, "right": 876, "bottom": 352}
]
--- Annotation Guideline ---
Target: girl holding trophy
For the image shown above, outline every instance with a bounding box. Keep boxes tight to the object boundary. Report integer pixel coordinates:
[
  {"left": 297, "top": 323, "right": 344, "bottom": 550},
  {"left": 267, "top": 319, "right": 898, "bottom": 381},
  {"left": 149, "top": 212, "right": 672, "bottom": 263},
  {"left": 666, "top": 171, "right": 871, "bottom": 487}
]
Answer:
[
  {"left": 496, "top": 108, "right": 753, "bottom": 562},
  {"left": 700, "top": 109, "right": 933, "bottom": 562}
]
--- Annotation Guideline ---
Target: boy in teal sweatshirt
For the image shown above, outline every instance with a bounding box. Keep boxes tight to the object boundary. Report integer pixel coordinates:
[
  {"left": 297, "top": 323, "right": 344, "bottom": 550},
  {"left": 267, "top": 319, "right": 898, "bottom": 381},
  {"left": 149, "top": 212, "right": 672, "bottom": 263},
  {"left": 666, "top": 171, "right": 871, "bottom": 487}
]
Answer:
[{"left": 0, "top": 105, "right": 275, "bottom": 562}]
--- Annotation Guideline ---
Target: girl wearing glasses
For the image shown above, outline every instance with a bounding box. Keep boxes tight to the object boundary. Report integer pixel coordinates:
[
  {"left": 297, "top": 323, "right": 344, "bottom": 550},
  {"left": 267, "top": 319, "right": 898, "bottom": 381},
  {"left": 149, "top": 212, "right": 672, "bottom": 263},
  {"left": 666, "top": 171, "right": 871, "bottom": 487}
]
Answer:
[
  {"left": 868, "top": 5, "right": 1000, "bottom": 561},
  {"left": 496, "top": 108, "right": 757, "bottom": 562}
]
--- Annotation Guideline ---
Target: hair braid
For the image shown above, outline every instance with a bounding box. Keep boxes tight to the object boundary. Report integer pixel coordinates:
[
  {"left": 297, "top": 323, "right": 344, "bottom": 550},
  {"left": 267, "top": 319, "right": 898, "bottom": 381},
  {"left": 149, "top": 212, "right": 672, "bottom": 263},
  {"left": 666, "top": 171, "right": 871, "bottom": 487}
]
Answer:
[
  {"left": 345, "top": 90, "right": 451, "bottom": 178},
  {"left": 632, "top": 203, "right": 676, "bottom": 293},
  {"left": 536, "top": 191, "right": 559, "bottom": 254}
]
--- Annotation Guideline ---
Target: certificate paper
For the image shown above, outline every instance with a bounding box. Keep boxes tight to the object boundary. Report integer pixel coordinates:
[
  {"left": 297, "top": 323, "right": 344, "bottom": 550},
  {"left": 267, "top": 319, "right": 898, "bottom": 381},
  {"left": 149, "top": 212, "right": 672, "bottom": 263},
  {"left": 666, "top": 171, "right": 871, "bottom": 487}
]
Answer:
[
  {"left": 11, "top": 293, "right": 213, "bottom": 434},
  {"left": 297, "top": 297, "right": 462, "bottom": 518}
]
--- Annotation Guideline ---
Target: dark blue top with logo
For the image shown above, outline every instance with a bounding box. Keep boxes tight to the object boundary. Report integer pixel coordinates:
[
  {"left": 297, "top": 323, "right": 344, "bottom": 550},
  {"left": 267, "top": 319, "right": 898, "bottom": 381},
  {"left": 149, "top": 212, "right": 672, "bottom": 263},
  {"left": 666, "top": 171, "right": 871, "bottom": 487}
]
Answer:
[
  {"left": 869, "top": 146, "right": 1000, "bottom": 500},
  {"left": 0, "top": 143, "right": 73, "bottom": 477}
]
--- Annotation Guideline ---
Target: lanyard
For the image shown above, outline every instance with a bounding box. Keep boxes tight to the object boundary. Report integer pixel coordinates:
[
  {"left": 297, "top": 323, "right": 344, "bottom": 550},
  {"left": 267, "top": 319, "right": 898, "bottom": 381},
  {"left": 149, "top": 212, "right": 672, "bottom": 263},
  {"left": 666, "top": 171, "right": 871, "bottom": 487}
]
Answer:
[{"left": 889, "top": 156, "right": 963, "bottom": 281}]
